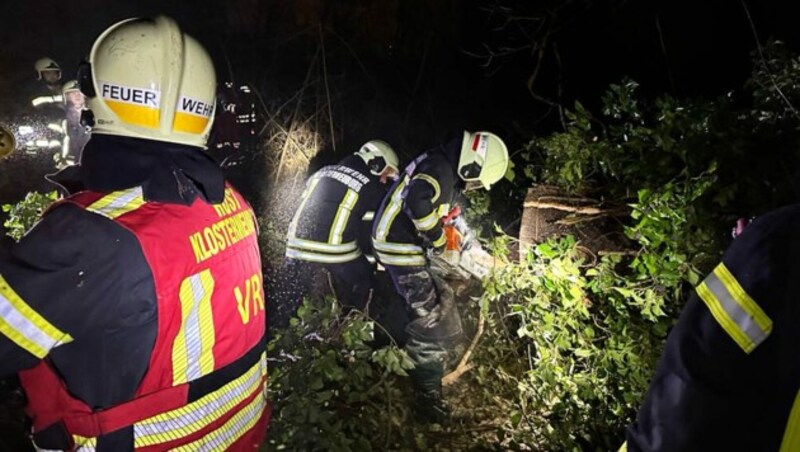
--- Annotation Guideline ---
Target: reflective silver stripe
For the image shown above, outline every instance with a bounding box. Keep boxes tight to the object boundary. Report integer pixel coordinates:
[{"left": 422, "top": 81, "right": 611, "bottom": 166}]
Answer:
[
  {"left": 173, "top": 385, "right": 267, "bottom": 452},
  {"left": 134, "top": 353, "right": 267, "bottom": 451},
  {"left": 329, "top": 190, "right": 358, "bottom": 245},
  {"left": 71, "top": 435, "right": 97, "bottom": 451},
  {"left": 411, "top": 174, "right": 441, "bottom": 203},
  {"left": 362, "top": 211, "right": 375, "bottom": 221},
  {"left": 286, "top": 237, "right": 358, "bottom": 254},
  {"left": 0, "top": 275, "right": 72, "bottom": 359},
  {"left": 85, "top": 187, "right": 144, "bottom": 218},
  {"left": 134, "top": 355, "right": 264, "bottom": 442},
  {"left": 375, "top": 251, "right": 426, "bottom": 267},
  {"left": 375, "top": 179, "right": 408, "bottom": 240},
  {"left": 183, "top": 275, "right": 209, "bottom": 381},
  {"left": 288, "top": 176, "right": 322, "bottom": 238},
  {"left": 365, "top": 255, "right": 376, "bottom": 264},
  {"left": 696, "top": 263, "right": 773, "bottom": 355},
  {"left": 373, "top": 240, "right": 424, "bottom": 255},
  {"left": 286, "top": 247, "right": 362, "bottom": 264},
  {"left": 412, "top": 211, "right": 439, "bottom": 231}
]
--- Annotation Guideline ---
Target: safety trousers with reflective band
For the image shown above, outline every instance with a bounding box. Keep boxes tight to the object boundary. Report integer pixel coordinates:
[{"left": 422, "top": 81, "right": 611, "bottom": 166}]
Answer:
[
  {"left": 20, "top": 342, "right": 269, "bottom": 451},
  {"left": 695, "top": 262, "right": 773, "bottom": 353}
]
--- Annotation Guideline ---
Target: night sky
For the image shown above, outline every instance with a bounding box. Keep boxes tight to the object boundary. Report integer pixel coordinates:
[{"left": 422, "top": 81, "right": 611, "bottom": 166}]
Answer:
[{"left": 1, "top": 0, "right": 799, "bottom": 201}]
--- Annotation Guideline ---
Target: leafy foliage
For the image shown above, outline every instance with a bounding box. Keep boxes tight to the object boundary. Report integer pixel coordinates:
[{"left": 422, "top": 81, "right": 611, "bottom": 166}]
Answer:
[
  {"left": 451, "top": 40, "right": 800, "bottom": 450},
  {"left": 267, "top": 296, "right": 421, "bottom": 451},
  {"left": 267, "top": 41, "right": 800, "bottom": 450},
  {"left": 2, "top": 191, "right": 58, "bottom": 241}
]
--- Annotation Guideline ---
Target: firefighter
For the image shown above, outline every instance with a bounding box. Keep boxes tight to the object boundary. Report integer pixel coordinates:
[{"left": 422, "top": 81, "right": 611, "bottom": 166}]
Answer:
[
  {"left": 623, "top": 207, "right": 800, "bottom": 451},
  {"left": 31, "top": 58, "right": 65, "bottom": 108},
  {"left": 29, "top": 58, "right": 68, "bottom": 157},
  {"left": 372, "top": 130, "right": 509, "bottom": 422},
  {"left": 0, "top": 16, "right": 269, "bottom": 450},
  {"left": 34, "top": 57, "right": 63, "bottom": 94},
  {"left": 277, "top": 140, "right": 399, "bottom": 325},
  {"left": 60, "top": 80, "right": 89, "bottom": 166}
]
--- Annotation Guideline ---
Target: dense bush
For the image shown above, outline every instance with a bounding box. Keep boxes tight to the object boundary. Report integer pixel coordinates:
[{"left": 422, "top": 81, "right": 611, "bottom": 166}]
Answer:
[{"left": 266, "top": 41, "right": 800, "bottom": 450}]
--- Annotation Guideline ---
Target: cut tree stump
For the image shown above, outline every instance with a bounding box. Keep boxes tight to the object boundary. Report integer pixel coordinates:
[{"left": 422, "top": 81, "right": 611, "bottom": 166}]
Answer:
[{"left": 518, "top": 185, "right": 630, "bottom": 257}]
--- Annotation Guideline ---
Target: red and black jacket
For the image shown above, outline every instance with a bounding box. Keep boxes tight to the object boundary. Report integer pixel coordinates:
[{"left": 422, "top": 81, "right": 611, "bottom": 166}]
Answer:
[{"left": 0, "top": 135, "right": 269, "bottom": 450}]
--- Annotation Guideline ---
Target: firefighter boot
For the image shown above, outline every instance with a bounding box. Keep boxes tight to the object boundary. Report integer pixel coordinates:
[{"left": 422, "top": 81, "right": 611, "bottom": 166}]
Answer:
[{"left": 409, "top": 360, "right": 450, "bottom": 424}]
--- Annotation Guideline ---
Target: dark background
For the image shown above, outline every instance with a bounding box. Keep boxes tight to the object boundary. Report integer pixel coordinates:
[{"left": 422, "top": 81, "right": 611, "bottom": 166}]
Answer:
[{"left": 1, "top": 0, "right": 798, "bottom": 204}]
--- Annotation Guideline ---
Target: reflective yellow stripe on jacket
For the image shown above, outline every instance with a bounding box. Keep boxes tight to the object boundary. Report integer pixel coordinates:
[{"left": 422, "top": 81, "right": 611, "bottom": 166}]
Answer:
[
  {"left": 695, "top": 263, "right": 772, "bottom": 353},
  {"left": 328, "top": 189, "right": 358, "bottom": 245},
  {"left": 781, "top": 389, "right": 800, "bottom": 451},
  {"left": 172, "top": 270, "right": 217, "bottom": 385},
  {"left": 412, "top": 174, "right": 441, "bottom": 203},
  {"left": 413, "top": 210, "right": 439, "bottom": 231},
  {"left": 0, "top": 274, "right": 73, "bottom": 358},
  {"left": 73, "top": 435, "right": 97, "bottom": 452},
  {"left": 285, "top": 247, "right": 362, "bottom": 264},
  {"left": 373, "top": 240, "right": 426, "bottom": 266},
  {"left": 86, "top": 187, "right": 146, "bottom": 219},
  {"left": 287, "top": 176, "right": 322, "bottom": 239},
  {"left": 374, "top": 178, "right": 408, "bottom": 242},
  {"left": 134, "top": 352, "right": 267, "bottom": 448},
  {"left": 287, "top": 237, "right": 358, "bottom": 254}
]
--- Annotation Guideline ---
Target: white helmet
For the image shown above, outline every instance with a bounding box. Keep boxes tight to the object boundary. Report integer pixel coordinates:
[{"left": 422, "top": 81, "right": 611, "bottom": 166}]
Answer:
[
  {"left": 356, "top": 140, "right": 399, "bottom": 176},
  {"left": 34, "top": 57, "right": 61, "bottom": 80},
  {"left": 0, "top": 124, "right": 16, "bottom": 159},
  {"left": 457, "top": 131, "right": 509, "bottom": 190},
  {"left": 80, "top": 16, "right": 216, "bottom": 148},
  {"left": 62, "top": 79, "right": 80, "bottom": 95}
]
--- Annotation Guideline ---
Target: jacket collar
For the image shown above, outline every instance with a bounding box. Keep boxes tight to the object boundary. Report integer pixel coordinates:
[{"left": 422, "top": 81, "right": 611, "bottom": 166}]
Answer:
[{"left": 48, "top": 135, "right": 225, "bottom": 205}]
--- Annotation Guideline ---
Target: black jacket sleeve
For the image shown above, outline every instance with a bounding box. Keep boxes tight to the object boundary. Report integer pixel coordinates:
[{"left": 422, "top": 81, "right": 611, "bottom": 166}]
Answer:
[
  {"left": 356, "top": 177, "right": 387, "bottom": 255},
  {"left": 0, "top": 203, "right": 157, "bottom": 388},
  {"left": 625, "top": 208, "right": 795, "bottom": 451},
  {"left": 402, "top": 158, "right": 455, "bottom": 248}
]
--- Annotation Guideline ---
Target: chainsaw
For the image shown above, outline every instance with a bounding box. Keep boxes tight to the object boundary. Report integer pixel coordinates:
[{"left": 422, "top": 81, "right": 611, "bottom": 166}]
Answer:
[{"left": 429, "top": 206, "right": 499, "bottom": 280}]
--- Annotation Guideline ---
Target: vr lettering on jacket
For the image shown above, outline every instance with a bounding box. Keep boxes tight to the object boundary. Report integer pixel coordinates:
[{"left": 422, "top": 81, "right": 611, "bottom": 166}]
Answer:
[
  {"left": 189, "top": 189, "right": 257, "bottom": 264},
  {"left": 101, "top": 82, "right": 159, "bottom": 107},
  {"left": 179, "top": 96, "right": 213, "bottom": 117},
  {"left": 234, "top": 273, "right": 265, "bottom": 325}
]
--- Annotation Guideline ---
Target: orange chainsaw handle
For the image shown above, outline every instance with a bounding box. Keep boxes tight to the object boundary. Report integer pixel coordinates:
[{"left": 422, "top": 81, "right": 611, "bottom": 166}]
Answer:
[{"left": 444, "top": 225, "right": 463, "bottom": 251}]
